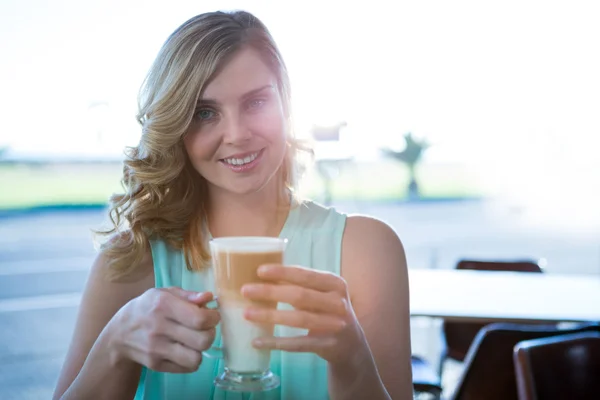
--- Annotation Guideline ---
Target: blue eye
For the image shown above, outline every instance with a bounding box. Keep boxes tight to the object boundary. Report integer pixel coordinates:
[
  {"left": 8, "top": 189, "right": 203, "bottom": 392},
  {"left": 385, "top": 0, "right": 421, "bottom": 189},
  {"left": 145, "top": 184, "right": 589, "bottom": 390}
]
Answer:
[
  {"left": 247, "top": 98, "right": 266, "bottom": 110},
  {"left": 195, "top": 108, "right": 216, "bottom": 120}
]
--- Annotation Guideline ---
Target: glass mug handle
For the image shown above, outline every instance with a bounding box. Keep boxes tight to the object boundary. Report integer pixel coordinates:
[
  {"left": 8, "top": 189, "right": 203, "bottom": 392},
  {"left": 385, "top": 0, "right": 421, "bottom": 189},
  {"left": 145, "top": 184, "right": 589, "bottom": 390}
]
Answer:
[{"left": 202, "top": 298, "right": 223, "bottom": 359}]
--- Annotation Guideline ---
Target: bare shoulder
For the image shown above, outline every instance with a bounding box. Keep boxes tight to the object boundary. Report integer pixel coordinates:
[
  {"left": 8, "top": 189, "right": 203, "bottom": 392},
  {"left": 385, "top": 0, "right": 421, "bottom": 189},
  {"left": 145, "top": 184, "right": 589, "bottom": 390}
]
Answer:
[
  {"left": 342, "top": 215, "right": 407, "bottom": 271},
  {"left": 78, "top": 234, "right": 155, "bottom": 329},
  {"left": 96, "top": 234, "right": 155, "bottom": 284},
  {"left": 82, "top": 235, "right": 155, "bottom": 326},
  {"left": 91, "top": 243, "right": 154, "bottom": 294},
  {"left": 340, "top": 214, "right": 409, "bottom": 308}
]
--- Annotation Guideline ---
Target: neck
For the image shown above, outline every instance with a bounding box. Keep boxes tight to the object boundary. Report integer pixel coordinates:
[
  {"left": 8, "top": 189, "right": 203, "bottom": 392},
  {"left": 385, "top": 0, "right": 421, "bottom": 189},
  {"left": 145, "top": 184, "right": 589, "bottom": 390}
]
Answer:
[{"left": 206, "top": 177, "right": 291, "bottom": 238}]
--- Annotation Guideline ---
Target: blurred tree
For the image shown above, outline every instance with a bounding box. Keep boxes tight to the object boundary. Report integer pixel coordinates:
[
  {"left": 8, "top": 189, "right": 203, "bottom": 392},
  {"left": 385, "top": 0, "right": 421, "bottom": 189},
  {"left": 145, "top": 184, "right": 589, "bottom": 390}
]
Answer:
[
  {"left": 382, "top": 132, "right": 429, "bottom": 200},
  {"left": 0, "top": 146, "right": 8, "bottom": 160}
]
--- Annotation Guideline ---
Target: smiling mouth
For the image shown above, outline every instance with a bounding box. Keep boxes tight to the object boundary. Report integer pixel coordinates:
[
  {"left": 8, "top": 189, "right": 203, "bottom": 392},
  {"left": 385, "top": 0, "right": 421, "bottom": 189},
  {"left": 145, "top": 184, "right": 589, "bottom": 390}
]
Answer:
[{"left": 219, "top": 149, "right": 263, "bottom": 166}]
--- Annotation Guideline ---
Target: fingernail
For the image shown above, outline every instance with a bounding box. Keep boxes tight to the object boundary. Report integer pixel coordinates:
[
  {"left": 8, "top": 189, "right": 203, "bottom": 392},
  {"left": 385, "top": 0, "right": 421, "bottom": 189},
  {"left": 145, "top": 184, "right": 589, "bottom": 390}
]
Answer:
[
  {"left": 188, "top": 292, "right": 206, "bottom": 301},
  {"left": 253, "top": 338, "right": 264, "bottom": 348},
  {"left": 257, "top": 265, "right": 271, "bottom": 275},
  {"left": 241, "top": 285, "right": 258, "bottom": 295},
  {"left": 187, "top": 292, "right": 200, "bottom": 300},
  {"left": 244, "top": 308, "right": 257, "bottom": 318}
]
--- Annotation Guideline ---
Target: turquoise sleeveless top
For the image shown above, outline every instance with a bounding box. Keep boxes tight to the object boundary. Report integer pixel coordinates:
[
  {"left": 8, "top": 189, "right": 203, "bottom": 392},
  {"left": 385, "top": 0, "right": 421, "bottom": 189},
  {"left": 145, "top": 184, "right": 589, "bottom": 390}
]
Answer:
[{"left": 134, "top": 200, "right": 347, "bottom": 400}]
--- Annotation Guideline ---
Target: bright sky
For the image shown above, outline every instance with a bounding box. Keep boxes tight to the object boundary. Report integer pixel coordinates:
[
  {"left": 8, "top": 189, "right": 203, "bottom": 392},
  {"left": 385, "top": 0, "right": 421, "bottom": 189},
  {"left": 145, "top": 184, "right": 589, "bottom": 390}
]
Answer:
[{"left": 1, "top": 0, "right": 599, "bottom": 225}]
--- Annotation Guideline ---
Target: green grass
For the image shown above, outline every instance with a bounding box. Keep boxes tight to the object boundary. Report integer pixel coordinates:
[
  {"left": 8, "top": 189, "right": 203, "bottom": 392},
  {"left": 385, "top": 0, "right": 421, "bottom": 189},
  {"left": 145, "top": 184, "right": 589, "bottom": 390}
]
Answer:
[
  {"left": 302, "top": 160, "right": 481, "bottom": 201},
  {"left": 0, "top": 160, "right": 483, "bottom": 210},
  {"left": 0, "top": 164, "right": 123, "bottom": 209}
]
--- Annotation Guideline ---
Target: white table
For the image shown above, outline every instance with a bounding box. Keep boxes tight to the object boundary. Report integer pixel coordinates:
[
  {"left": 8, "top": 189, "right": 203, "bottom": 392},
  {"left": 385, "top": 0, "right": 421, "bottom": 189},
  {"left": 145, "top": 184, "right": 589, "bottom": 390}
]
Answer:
[{"left": 409, "top": 269, "right": 600, "bottom": 323}]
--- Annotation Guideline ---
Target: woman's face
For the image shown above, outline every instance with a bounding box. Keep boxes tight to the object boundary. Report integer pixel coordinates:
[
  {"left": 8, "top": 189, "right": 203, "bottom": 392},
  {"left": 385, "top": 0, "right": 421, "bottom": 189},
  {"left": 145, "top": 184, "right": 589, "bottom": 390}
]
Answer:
[{"left": 183, "top": 47, "right": 287, "bottom": 197}]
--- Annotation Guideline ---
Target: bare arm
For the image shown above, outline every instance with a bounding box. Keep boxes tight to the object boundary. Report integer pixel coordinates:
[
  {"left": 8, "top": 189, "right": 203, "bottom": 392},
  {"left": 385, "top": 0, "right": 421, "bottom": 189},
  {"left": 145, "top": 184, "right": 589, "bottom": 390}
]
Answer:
[
  {"left": 237, "top": 214, "right": 414, "bottom": 398},
  {"left": 53, "top": 250, "right": 154, "bottom": 400},
  {"left": 333, "top": 215, "right": 413, "bottom": 399}
]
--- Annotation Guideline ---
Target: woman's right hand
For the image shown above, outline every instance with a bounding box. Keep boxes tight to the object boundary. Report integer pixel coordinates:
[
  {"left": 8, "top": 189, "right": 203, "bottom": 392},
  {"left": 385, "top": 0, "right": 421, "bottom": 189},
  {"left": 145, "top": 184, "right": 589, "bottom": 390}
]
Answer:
[{"left": 108, "top": 287, "right": 220, "bottom": 373}]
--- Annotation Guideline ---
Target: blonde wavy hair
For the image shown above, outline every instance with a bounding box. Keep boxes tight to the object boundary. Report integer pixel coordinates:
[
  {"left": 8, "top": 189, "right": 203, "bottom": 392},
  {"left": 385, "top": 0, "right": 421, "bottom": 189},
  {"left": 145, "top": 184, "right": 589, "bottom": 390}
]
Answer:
[{"left": 97, "top": 10, "right": 310, "bottom": 280}]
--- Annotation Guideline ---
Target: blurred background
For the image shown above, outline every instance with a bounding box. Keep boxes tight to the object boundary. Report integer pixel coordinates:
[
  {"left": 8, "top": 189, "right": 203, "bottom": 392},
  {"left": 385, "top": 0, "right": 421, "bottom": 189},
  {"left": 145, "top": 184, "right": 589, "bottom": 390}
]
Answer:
[{"left": 1, "top": 0, "right": 599, "bottom": 399}]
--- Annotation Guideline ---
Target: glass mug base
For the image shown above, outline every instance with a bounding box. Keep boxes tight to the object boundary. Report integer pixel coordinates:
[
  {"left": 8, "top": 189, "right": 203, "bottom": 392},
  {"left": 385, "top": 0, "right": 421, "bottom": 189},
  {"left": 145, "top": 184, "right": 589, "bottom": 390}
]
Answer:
[{"left": 214, "top": 368, "right": 280, "bottom": 392}]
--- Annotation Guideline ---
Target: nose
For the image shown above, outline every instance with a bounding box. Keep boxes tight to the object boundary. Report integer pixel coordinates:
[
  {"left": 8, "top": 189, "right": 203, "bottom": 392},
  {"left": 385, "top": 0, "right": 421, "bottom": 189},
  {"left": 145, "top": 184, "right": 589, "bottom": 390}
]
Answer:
[{"left": 221, "top": 113, "right": 251, "bottom": 144}]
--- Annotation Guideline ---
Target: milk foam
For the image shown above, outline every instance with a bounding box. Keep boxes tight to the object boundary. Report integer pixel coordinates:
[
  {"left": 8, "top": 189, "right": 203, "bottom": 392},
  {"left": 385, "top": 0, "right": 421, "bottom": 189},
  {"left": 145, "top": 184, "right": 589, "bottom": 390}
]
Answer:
[
  {"left": 220, "top": 303, "right": 273, "bottom": 373},
  {"left": 211, "top": 237, "right": 287, "bottom": 253}
]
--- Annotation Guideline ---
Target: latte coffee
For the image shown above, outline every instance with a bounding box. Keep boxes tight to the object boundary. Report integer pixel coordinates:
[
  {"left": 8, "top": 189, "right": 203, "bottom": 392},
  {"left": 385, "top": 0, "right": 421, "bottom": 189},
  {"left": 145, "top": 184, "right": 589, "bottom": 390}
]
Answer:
[{"left": 210, "top": 237, "right": 286, "bottom": 375}]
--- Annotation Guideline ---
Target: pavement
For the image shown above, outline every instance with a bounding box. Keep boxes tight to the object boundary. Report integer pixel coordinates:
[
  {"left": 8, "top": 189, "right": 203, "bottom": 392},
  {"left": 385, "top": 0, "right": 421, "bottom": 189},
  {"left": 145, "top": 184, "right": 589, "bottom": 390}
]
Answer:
[
  {"left": 0, "top": 200, "right": 598, "bottom": 399},
  {"left": 0, "top": 210, "right": 99, "bottom": 399}
]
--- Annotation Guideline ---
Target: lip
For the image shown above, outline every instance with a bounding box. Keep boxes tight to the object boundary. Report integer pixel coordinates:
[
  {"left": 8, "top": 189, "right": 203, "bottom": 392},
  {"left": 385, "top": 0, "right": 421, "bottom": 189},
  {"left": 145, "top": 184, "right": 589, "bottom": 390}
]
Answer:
[
  {"left": 219, "top": 148, "right": 265, "bottom": 173},
  {"left": 219, "top": 149, "right": 263, "bottom": 161}
]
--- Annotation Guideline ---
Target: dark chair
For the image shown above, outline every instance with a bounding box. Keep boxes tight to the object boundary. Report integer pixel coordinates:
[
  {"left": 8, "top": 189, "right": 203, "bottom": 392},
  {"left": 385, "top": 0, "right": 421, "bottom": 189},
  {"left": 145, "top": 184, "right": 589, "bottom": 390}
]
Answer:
[
  {"left": 439, "top": 259, "right": 544, "bottom": 376},
  {"left": 412, "top": 355, "right": 443, "bottom": 399},
  {"left": 514, "top": 331, "right": 600, "bottom": 400},
  {"left": 448, "top": 322, "right": 600, "bottom": 400}
]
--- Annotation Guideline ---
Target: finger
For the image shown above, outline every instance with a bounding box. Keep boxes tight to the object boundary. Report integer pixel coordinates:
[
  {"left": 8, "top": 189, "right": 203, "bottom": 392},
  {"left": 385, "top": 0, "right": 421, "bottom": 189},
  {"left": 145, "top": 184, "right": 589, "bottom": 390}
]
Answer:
[
  {"left": 143, "top": 345, "right": 198, "bottom": 373},
  {"left": 257, "top": 264, "right": 347, "bottom": 294},
  {"left": 172, "top": 307, "right": 221, "bottom": 331},
  {"left": 163, "top": 287, "right": 214, "bottom": 306},
  {"left": 150, "top": 360, "right": 194, "bottom": 374},
  {"left": 163, "top": 341, "right": 203, "bottom": 372},
  {"left": 242, "top": 284, "right": 347, "bottom": 316},
  {"left": 153, "top": 291, "right": 220, "bottom": 331},
  {"left": 253, "top": 335, "right": 337, "bottom": 353},
  {"left": 166, "top": 320, "right": 216, "bottom": 352},
  {"left": 245, "top": 308, "right": 346, "bottom": 332}
]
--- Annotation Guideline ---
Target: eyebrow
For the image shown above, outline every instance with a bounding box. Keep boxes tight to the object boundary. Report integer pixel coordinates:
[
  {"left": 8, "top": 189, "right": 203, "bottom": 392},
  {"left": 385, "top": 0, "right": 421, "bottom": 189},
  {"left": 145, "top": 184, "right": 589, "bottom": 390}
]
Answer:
[{"left": 198, "top": 84, "right": 274, "bottom": 106}]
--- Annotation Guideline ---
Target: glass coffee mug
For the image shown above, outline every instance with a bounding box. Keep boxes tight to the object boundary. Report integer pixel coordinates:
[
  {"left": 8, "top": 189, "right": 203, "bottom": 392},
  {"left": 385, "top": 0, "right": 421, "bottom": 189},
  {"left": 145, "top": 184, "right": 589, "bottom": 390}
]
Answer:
[{"left": 204, "top": 236, "right": 287, "bottom": 392}]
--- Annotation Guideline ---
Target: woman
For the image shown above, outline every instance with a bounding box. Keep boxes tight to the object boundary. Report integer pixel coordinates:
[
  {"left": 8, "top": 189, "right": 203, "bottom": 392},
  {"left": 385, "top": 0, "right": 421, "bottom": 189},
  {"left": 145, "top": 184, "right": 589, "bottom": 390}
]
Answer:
[{"left": 53, "top": 10, "right": 413, "bottom": 400}]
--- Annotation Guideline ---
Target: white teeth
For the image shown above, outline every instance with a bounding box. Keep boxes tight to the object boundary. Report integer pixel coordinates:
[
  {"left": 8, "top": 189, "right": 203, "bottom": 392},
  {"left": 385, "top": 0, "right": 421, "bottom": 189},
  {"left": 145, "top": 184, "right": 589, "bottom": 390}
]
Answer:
[{"left": 223, "top": 151, "right": 259, "bottom": 166}]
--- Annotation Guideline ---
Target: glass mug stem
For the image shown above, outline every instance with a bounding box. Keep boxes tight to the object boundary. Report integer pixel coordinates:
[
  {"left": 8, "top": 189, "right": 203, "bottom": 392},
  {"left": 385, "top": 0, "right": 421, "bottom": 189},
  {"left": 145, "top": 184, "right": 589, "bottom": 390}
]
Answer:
[{"left": 201, "top": 303, "right": 280, "bottom": 393}]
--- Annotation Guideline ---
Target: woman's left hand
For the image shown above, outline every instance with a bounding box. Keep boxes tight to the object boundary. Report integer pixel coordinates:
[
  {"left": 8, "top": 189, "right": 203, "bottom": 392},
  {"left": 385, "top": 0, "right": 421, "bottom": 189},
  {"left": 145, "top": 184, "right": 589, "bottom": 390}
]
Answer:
[{"left": 241, "top": 264, "right": 367, "bottom": 365}]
